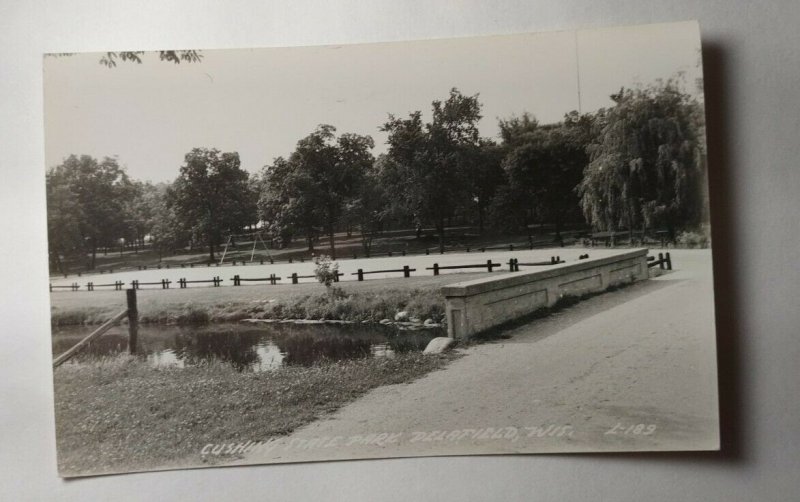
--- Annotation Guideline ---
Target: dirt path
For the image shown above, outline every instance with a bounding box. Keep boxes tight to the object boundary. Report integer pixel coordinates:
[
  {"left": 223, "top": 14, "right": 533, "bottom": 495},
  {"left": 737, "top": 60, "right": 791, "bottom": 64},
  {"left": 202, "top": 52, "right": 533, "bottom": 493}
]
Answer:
[{"left": 236, "top": 249, "right": 718, "bottom": 464}]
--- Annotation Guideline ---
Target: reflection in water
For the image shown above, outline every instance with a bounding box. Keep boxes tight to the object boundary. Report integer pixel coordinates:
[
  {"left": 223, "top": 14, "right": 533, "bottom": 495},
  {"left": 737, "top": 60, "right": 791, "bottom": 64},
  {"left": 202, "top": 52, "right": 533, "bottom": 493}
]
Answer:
[{"left": 52, "top": 322, "right": 442, "bottom": 372}]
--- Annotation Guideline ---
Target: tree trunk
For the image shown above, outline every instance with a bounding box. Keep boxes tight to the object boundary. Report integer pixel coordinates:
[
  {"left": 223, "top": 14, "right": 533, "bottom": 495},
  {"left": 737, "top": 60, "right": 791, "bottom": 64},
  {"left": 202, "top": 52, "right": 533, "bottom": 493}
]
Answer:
[
  {"left": 208, "top": 235, "right": 215, "bottom": 262},
  {"left": 437, "top": 218, "right": 445, "bottom": 253},
  {"left": 555, "top": 219, "right": 564, "bottom": 247},
  {"left": 328, "top": 223, "right": 336, "bottom": 260}
]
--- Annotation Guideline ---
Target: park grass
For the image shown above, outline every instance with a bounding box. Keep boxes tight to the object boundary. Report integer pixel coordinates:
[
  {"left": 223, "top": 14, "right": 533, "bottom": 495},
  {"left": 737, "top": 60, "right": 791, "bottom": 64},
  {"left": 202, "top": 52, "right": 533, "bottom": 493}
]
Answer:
[
  {"left": 49, "top": 273, "right": 489, "bottom": 327},
  {"left": 53, "top": 350, "right": 459, "bottom": 476}
]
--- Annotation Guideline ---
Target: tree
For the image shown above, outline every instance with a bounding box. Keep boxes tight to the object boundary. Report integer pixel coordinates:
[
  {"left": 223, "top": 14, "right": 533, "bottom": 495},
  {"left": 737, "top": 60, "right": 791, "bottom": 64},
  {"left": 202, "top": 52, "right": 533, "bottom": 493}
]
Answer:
[
  {"left": 381, "top": 88, "right": 482, "bottom": 252},
  {"left": 46, "top": 155, "right": 135, "bottom": 270},
  {"left": 47, "top": 50, "right": 203, "bottom": 67},
  {"left": 466, "top": 139, "right": 506, "bottom": 235},
  {"left": 500, "top": 113, "right": 591, "bottom": 245},
  {"left": 169, "top": 148, "right": 255, "bottom": 262},
  {"left": 258, "top": 125, "right": 374, "bottom": 259},
  {"left": 578, "top": 79, "right": 706, "bottom": 241},
  {"left": 348, "top": 156, "right": 388, "bottom": 256}
]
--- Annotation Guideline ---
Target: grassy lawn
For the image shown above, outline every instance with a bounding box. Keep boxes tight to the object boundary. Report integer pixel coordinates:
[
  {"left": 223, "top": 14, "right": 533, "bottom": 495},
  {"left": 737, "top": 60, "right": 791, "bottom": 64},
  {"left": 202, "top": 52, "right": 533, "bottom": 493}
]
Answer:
[
  {"left": 54, "top": 351, "right": 459, "bottom": 476},
  {"left": 49, "top": 272, "right": 494, "bottom": 326}
]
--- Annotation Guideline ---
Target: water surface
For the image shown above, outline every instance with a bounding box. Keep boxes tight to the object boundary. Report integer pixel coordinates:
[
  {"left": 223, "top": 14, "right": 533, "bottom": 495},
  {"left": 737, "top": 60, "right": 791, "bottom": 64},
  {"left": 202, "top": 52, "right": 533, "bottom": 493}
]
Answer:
[{"left": 52, "top": 322, "right": 442, "bottom": 372}]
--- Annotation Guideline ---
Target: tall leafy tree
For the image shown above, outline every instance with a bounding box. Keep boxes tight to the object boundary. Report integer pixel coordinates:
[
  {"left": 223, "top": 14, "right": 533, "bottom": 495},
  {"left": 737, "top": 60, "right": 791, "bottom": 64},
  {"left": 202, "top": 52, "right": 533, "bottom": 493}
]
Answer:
[
  {"left": 45, "top": 155, "right": 134, "bottom": 270},
  {"left": 578, "top": 79, "right": 706, "bottom": 241},
  {"left": 169, "top": 148, "right": 255, "bottom": 261},
  {"left": 381, "top": 88, "right": 482, "bottom": 252},
  {"left": 501, "top": 112, "right": 591, "bottom": 244},
  {"left": 258, "top": 125, "right": 374, "bottom": 259}
]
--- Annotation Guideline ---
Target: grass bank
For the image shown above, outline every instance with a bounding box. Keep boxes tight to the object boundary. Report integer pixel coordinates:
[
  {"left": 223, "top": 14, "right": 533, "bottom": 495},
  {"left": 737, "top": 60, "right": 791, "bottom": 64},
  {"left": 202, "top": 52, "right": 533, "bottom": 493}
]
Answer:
[
  {"left": 54, "top": 351, "right": 459, "bottom": 476},
  {"left": 49, "top": 273, "right": 490, "bottom": 327}
]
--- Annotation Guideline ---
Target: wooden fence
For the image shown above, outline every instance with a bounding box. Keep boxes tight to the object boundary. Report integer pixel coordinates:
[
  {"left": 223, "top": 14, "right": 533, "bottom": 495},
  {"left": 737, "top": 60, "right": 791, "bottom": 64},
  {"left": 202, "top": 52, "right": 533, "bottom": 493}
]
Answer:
[
  {"left": 52, "top": 289, "right": 138, "bottom": 368},
  {"left": 50, "top": 252, "right": 679, "bottom": 292},
  {"left": 647, "top": 252, "right": 673, "bottom": 270}
]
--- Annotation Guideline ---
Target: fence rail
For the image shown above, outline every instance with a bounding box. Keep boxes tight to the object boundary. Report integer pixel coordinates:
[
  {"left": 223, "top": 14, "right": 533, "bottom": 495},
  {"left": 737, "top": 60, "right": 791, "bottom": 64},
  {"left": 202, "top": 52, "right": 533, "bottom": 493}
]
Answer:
[
  {"left": 52, "top": 289, "right": 138, "bottom": 368},
  {"left": 425, "top": 260, "right": 503, "bottom": 275},
  {"left": 647, "top": 252, "right": 673, "bottom": 270},
  {"left": 53, "top": 251, "right": 675, "bottom": 292},
  {"left": 352, "top": 265, "right": 415, "bottom": 281}
]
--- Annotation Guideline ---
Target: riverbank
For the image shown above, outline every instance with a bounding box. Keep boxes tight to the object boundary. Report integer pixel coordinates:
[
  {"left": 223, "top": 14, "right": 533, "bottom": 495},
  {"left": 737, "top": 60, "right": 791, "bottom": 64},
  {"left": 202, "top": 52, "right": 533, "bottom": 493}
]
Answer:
[
  {"left": 54, "top": 350, "right": 460, "bottom": 477},
  {"left": 49, "top": 273, "right": 493, "bottom": 327}
]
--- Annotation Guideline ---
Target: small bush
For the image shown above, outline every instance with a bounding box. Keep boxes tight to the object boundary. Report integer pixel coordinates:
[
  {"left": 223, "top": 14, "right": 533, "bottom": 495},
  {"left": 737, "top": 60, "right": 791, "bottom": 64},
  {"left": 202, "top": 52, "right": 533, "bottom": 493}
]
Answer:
[
  {"left": 313, "top": 255, "right": 339, "bottom": 288},
  {"left": 677, "top": 229, "right": 710, "bottom": 248}
]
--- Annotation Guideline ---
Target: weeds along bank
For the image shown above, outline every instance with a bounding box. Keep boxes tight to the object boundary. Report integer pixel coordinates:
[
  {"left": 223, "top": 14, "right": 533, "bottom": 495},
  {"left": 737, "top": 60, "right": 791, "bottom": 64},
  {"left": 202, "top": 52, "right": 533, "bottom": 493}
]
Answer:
[{"left": 48, "top": 278, "right": 460, "bottom": 328}]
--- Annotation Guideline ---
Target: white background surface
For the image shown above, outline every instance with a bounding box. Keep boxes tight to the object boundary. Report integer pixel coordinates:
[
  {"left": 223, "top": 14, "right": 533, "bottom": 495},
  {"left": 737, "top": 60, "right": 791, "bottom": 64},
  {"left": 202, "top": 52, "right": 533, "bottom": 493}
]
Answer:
[{"left": 1, "top": 1, "right": 798, "bottom": 500}]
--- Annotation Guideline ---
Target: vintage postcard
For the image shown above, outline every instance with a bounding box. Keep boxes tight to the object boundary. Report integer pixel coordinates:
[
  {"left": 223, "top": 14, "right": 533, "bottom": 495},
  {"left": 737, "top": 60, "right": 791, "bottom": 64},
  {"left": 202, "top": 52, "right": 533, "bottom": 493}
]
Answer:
[{"left": 45, "top": 20, "right": 718, "bottom": 477}]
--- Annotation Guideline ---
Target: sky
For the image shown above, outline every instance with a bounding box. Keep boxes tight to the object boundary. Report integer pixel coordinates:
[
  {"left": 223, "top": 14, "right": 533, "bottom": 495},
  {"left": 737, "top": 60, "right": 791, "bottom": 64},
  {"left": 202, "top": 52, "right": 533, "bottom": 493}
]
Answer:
[{"left": 43, "top": 21, "right": 702, "bottom": 183}]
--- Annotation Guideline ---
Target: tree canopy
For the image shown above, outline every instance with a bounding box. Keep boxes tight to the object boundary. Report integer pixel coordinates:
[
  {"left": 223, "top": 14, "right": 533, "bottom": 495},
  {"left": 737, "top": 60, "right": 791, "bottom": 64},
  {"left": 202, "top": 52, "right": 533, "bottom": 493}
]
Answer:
[
  {"left": 46, "top": 155, "right": 135, "bottom": 270},
  {"left": 169, "top": 148, "right": 255, "bottom": 261},
  {"left": 258, "top": 125, "right": 375, "bottom": 258},
  {"left": 578, "top": 79, "right": 706, "bottom": 240},
  {"left": 381, "top": 88, "right": 482, "bottom": 252}
]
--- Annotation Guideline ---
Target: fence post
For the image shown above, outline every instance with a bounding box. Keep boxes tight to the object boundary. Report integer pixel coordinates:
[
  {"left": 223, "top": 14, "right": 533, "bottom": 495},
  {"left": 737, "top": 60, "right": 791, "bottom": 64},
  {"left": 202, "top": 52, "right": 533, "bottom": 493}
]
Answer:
[
  {"left": 433, "top": 263, "right": 439, "bottom": 276},
  {"left": 666, "top": 252, "right": 672, "bottom": 270},
  {"left": 658, "top": 252, "right": 665, "bottom": 270},
  {"left": 557, "top": 256, "right": 561, "bottom": 263},
  {"left": 233, "top": 275, "right": 240, "bottom": 286},
  {"left": 403, "top": 265, "right": 410, "bottom": 278},
  {"left": 269, "top": 274, "right": 275, "bottom": 285},
  {"left": 127, "top": 288, "right": 138, "bottom": 355},
  {"left": 333, "top": 272, "right": 339, "bottom": 283},
  {"left": 292, "top": 273, "right": 298, "bottom": 284},
  {"left": 487, "top": 260, "right": 493, "bottom": 272},
  {"left": 425, "top": 249, "right": 429, "bottom": 255},
  {"left": 87, "top": 282, "right": 93, "bottom": 291},
  {"left": 213, "top": 276, "right": 220, "bottom": 287},
  {"left": 357, "top": 269, "right": 364, "bottom": 281}
]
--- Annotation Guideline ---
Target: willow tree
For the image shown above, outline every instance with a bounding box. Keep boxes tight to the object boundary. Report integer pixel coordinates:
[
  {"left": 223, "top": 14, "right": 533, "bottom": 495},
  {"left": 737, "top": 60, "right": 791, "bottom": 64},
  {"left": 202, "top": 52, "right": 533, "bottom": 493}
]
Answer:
[{"left": 578, "top": 79, "right": 706, "bottom": 241}]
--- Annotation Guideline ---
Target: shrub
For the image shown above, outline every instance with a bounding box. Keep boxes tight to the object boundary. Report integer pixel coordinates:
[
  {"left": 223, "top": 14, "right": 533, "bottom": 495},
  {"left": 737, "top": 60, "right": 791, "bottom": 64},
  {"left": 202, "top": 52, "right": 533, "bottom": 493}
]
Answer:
[
  {"left": 677, "top": 229, "right": 710, "bottom": 248},
  {"left": 313, "top": 255, "right": 340, "bottom": 288}
]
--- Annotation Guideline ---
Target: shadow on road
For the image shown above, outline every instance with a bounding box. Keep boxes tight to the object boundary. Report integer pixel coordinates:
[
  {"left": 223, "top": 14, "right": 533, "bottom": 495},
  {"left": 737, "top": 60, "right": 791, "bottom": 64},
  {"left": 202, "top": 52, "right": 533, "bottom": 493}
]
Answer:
[{"left": 476, "top": 275, "right": 683, "bottom": 346}]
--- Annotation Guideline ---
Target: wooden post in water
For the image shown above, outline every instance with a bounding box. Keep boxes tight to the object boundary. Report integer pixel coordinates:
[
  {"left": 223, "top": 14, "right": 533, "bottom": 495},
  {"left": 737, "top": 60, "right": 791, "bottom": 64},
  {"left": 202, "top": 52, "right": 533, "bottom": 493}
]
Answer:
[{"left": 127, "top": 288, "right": 138, "bottom": 355}]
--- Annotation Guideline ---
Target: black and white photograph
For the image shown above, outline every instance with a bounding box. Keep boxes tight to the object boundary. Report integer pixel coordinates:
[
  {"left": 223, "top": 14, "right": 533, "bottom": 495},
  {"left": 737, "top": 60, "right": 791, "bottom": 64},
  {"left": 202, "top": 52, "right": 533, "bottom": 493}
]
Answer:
[{"left": 43, "top": 20, "right": 719, "bottom": 477}]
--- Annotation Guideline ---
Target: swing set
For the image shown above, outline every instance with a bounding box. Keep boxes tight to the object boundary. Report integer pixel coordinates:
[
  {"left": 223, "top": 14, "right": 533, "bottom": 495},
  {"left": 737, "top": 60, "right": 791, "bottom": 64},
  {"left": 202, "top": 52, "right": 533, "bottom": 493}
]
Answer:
[{"left": 218, "top": 231, "right": 273, "bottom": 265}]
